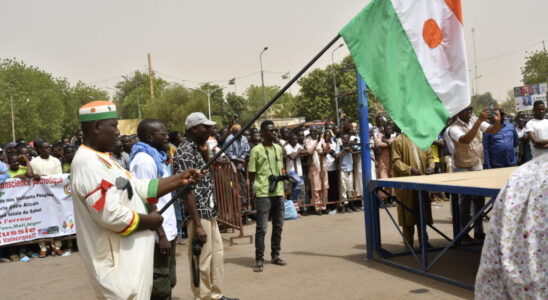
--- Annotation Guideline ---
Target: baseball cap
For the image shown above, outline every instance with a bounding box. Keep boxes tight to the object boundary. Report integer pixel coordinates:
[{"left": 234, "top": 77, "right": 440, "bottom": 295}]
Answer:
[{"left": 185, "top": 112, "right": 216, "bottom": 129}]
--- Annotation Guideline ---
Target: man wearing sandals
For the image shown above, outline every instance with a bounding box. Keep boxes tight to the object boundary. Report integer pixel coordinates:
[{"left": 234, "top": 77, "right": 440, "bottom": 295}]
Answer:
[{"left": 249, "top": 120, "right": 288, "bottom": 272}]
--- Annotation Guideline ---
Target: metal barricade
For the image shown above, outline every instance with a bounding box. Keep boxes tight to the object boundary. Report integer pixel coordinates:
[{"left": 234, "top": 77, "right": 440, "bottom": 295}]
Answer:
[{"left": 211, "top": 161, "right": 253, "bottom": 245}]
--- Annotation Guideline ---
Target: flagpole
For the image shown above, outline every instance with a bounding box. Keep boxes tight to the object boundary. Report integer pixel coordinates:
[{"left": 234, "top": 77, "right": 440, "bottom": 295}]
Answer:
[{"left": 158, "top": 34, "right": 343, "bottom": 214}]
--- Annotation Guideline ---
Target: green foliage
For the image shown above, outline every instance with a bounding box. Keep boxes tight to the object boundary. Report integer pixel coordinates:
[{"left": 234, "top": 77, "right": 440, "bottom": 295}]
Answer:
[
  {"left": 0, "top": 59, "right": 107, "bottom": 144},
  {"left": 239, "top": 85, "right": 296, "bottom": 125},
  {"left": 498, "top": 90, "right": 517, "bottom": 115},
  {"left": 296, "top": 55, "right": 378, "bottom": 123},
  {"left": 470, "top": 92, "right": 497, "bottom": 115},
  {"left": 146, "top": 83, "right": 208, "bottom": 132},
  {"left": 521, "top": 50, "right": 548, "bottom": 85},
  {"left": 113, "top": 71, "right": 168, "bottom": 119}
]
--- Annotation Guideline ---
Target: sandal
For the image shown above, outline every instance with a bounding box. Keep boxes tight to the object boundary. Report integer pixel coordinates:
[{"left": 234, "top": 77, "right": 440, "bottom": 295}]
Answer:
[
  {"left": 271, "top": 257, "right": 287, "bottom": 266},
  {"left": 253, "top": 260, "right": 264, "bottom": 272}
]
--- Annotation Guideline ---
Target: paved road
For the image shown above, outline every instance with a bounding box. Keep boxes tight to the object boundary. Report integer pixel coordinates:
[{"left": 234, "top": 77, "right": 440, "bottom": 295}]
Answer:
[{"left": 0, "top": 201, "right": 474, "bottom": 299}]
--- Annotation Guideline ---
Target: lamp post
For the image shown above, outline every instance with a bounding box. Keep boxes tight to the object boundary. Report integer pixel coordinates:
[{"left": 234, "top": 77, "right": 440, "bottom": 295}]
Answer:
[
  {"left": 259, "top": 47, "right": 269, "bottom": 107},
  {"left": 192, "top": 85, "right": 225, "bottom": 120},
  {"left": 331, "top": 43, "right": 344, "bottom": 126}
]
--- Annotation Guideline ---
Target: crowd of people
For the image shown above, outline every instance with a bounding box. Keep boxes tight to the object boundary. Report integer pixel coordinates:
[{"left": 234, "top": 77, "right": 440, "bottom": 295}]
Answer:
[{"left": 0, "top": 99, "right": 546, "bottom": 299}]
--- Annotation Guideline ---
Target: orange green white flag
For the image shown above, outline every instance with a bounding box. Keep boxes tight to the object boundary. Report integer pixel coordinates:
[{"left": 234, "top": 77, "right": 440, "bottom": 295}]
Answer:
[{"left": 340, "top": 0, "right": 470, "bottom": 150}]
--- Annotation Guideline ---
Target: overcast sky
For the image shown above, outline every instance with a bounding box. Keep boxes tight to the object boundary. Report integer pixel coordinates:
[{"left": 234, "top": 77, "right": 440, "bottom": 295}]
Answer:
[{"left": 2, "top": 0, "right": 547, "bottom": 102}]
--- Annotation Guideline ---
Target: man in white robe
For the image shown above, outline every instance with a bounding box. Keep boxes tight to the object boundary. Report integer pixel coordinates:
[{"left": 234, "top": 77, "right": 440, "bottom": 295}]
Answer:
[{"left": 71, "top": 101, "right": 201, "bottom": 300}]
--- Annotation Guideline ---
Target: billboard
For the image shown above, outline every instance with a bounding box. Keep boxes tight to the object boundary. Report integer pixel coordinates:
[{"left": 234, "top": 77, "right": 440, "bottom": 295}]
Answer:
[{"left": 513, "top": 83, "right": 547, "bottom": 111}]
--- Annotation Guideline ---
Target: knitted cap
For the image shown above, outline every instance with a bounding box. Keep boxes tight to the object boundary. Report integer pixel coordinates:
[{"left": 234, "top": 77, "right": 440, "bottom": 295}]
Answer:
[{"left": 79, "top": 100, "right": 119, "bottom": 122}]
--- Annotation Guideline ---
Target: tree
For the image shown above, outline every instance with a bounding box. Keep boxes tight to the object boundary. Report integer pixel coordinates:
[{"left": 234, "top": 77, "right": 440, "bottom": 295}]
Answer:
[
  {"left": 296, "top": 55, "right": 377, "bottom": 123},
  {"left": 521, "top": 49, "right": 548, "bottom": 85},
  {"left": 498, "top": 90, "right": 517, "bottom": 115},
  {"left": 0, "top": 59, "right": 108, "bottom": 144},
  {"left": 147, "top": 83, "right": 208, "bottom": 132},
  {"left": 113, "top": 71, "right": 168, "bottom": 119},
  {"left": 58, "top": 80, "right": 109, "bottom": 138},
  {"left": 239, "top": 85, "right": 295, "bottom": 126},
  {"left": 470, "top": 92, "right": 497, "bottom": 115}
]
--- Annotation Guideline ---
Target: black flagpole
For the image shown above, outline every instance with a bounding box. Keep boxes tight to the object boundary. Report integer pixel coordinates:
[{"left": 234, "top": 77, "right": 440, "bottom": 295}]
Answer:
[{"left": 159, "top": 34, "right": 342, "bottom": 214}]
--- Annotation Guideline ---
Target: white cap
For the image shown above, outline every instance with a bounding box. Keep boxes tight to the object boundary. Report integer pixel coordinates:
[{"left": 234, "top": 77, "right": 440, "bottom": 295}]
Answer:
[{"left": 185, "top": 112, "right": 216, "bottom": 129}]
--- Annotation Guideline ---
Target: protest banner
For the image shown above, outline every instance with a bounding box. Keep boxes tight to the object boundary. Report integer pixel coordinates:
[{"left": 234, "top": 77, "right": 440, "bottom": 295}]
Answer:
[{"left": 0, "top": 174, "right": 75, "bottom": 246}]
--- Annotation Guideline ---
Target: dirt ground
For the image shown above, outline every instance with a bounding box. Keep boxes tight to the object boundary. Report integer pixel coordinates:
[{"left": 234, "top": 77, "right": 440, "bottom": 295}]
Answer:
[{"left": 0, "top": 201, "right": 476, "bottom": 300}]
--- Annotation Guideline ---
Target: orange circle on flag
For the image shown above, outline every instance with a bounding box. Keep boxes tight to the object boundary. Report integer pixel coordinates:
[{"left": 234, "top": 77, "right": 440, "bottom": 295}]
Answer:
[
  {"left": 91, "top": 108, "right": 96, "bottom": 112},
  {"left": 423, "top": 19, "right": 443, "bottom": 48}
]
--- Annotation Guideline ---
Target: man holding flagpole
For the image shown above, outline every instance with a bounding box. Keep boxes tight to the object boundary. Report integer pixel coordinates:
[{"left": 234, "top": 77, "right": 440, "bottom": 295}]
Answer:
[{"left": 71, "top": 101, "right": 202, "bottom": 299}]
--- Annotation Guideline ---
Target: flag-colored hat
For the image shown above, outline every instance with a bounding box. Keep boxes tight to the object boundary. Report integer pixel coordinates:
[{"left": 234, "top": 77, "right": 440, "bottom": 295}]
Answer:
[{"left": 79, "top": 100, "right": 119, "bottom": 122}]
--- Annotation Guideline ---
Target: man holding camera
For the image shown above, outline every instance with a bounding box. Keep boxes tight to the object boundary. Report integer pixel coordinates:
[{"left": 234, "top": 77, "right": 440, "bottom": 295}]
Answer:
[
  {"left": 249, "top": 120, "right": 287, "bottom": 272},
  {"left": 448, "top": 106, "right": 501, "bottom": 242},
  {"left": 173, "top": 112, "right": 238, "bottom": 300}
]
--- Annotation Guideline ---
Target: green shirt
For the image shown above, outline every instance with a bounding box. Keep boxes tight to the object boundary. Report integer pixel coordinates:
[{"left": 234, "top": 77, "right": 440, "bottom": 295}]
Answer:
[
  {"left": 63, "top": 162, "right": 71, "bottom": 173},
  {"left": 9, "top": 166, "right": 27, "bottom": 178},
  {"left": 248, "top": 143, "right": 284, "bottom": 197}
]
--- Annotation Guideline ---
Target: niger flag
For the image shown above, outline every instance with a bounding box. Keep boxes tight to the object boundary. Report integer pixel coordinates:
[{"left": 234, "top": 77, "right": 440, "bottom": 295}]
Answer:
[{"left": 341, "top": 0, "right": 470, "bottom": 150}]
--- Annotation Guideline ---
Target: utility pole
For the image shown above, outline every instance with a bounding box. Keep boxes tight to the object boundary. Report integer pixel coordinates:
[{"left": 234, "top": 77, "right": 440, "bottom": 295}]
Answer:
[
  {"left": 147, "top": 53, "right": 155, "bottom": 99},
  {"left": 543, "top": 40, "right": 546, "bottom": 51},
  {"left": 331, "top": 43, "right": 344, "bottom": 126},
  {"left": 137, "top": 92, "right": 142, "bottom": 120},
  {"left": 10, "top": 96, "right": 15, "bottom": 142},
  {"left": 471, "top": 28, "right": 480, "bottom": 96}
]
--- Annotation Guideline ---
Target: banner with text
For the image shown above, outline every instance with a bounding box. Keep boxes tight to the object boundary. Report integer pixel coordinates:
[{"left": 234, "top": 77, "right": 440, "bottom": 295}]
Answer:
[
  {"left": 0, "top": 175, "right": 76, "bottom": 246},
  {"left": 513, "top": 83, "right": 547, "bottom": 111}
]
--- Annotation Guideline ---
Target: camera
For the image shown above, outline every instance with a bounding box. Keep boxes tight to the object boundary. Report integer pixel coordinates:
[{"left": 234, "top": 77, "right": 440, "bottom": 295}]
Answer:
[
  {"left": 268, "top": 174, "right": 291, "bottom": 193},
  {"left": 350, "top": 140, "right": 361, "bottom": 151},
  {"left": 192, "top": 237, "right": 203, "bottom": 257}
]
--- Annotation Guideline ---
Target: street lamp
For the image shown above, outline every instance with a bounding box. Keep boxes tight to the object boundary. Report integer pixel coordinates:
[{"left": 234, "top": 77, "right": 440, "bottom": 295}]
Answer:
[
  {"left": 259, "top": 47, "right": 269, "bottom": 107},
  {"left": 10, "top": 96, "right": 15, "bottom": 142},
  {"left": 331, "top": 43, "right": 344, "bottom": 126},
  {"left": 191, "top": 85, "right": 225, "bottom": 120},
  {"left": 9, "top": 97, "right": 30, "bottom": 142}
]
